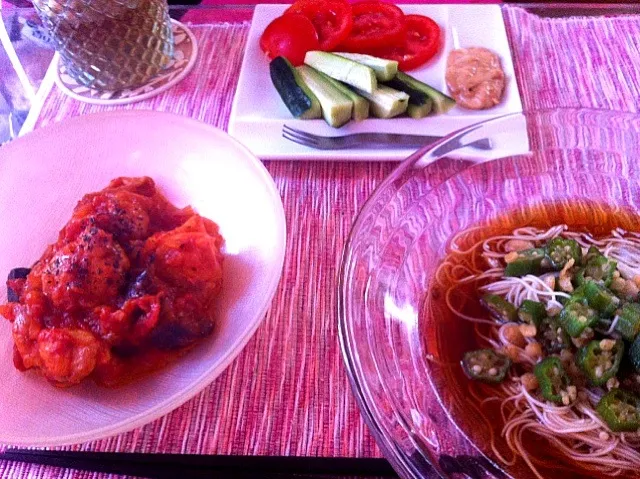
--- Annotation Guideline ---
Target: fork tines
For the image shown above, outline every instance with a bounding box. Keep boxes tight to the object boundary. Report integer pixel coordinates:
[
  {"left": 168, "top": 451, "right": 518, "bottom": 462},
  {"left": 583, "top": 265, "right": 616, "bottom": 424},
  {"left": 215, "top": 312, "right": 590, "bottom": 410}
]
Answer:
[{"left": 282, "top": 125, "right": 321, "bottom": 148}]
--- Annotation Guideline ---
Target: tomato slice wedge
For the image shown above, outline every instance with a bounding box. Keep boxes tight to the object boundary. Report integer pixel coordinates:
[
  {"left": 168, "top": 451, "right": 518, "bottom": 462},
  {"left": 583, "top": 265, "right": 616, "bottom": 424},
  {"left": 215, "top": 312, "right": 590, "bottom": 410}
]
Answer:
[
  {"left": 259, "top": 13, "right": 320, "bottom": 66},
  {"left": 285, "top": 0, "right": 353, "bottom": 52},
  {"left": 372, "top": 14, "right": 441, "bottom": 71},
  {"left": 337, "top": 1, "right": 405, "bottom": 53}
]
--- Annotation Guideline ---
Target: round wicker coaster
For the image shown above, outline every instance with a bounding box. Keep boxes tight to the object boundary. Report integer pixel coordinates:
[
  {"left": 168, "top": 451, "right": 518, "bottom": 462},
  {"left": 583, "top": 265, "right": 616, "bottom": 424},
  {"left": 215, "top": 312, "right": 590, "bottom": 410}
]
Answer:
[{"left": 54, "top": 20, "right": 197, "bottom": 105}]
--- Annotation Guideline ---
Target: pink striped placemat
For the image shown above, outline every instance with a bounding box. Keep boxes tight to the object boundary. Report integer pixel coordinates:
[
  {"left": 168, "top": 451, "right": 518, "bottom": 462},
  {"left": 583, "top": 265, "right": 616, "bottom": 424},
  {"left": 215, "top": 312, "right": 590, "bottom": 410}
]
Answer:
[
  {"left": 4, "top": 6, "right": 640, "bottom": 478},
  {"left": 503, "top": 6, "right": 640, "bottom": 112}
]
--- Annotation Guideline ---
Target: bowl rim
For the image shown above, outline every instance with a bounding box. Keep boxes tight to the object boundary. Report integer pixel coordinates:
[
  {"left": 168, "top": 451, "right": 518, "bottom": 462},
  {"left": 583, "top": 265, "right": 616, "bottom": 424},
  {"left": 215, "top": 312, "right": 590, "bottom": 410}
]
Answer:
[
  {"left": 0, "top": 110, "right": 288, "bottom": 446},
  {"left": 337, "top": 108, "right": 640, "bottom": 478}
]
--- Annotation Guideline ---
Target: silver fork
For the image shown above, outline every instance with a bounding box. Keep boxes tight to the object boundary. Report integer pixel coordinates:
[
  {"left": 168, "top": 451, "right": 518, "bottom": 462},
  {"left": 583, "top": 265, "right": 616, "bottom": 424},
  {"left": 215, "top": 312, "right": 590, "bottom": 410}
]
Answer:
[{"left": 282, "top": 124, "right": 493, "bottom": 152}]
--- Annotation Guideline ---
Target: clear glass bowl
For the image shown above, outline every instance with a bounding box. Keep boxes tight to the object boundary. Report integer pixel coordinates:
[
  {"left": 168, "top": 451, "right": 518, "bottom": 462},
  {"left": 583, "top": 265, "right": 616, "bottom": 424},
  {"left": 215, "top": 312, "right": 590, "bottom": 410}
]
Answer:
[{"left": 338, "top": 110, "right": 640, "bottom": 479}]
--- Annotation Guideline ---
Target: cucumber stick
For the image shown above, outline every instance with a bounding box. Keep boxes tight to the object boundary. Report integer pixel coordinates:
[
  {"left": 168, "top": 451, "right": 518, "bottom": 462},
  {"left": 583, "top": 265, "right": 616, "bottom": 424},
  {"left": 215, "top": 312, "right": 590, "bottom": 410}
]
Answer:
[
  {"left": 383, "top": 76, "right": 433, "bottom": 118},
  {"left": 354, "top": 85, "right": 409, "bottom": 119},
  {"left": 407, "top": 100, "right": 433, "bottom": 119},
  {"left": 394, "top": 71, "right": 456, "bottom": 114},
  {"left": 311, "top": 69, "right": 369, "bottom": 121},
  {"left": 332, "top": 52, "right": 398, "bottom": 81},
  {"left": 304, "top": 51, "right": 377, "bottom": 94},
  {"left": 297, "top": 66, "right": 353, "bottom": 128},
  {"left": 269, "top": 57, "right": 321, "bottom": 120}
]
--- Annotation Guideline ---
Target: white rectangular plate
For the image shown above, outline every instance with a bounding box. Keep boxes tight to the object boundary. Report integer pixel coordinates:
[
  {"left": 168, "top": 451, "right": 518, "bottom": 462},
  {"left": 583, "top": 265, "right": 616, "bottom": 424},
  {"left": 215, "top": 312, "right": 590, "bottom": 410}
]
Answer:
[{"left": 228, "top": 4, "right": 523, "bottom": 161}]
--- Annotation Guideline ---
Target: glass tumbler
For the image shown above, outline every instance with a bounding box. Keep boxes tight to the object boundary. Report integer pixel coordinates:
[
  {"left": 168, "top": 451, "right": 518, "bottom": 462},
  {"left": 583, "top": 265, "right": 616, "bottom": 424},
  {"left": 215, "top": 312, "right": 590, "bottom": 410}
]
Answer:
[{"left": 32, "top": 0, "right": 174, "bottom": 91}]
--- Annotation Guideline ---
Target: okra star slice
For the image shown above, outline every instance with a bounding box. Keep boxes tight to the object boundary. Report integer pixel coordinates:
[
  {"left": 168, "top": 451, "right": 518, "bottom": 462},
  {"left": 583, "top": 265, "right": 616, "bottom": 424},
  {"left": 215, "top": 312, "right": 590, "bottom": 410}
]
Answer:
[
  {"left": 518, "top": 300, "right": 547, "bottom": 327},
  {"left": 629, "top": 335, "right": 640, "bottom": 373},
  {"left": 559, "top": 297, "right": 600, "bottom": 337},
  {"left": 576, "top": 248, "right": 617, "bottom": 287},
  {"left": 584, "top": 246, "right": 601, "bottom": 264},
  {"left": 545, "top": 237, "right": 582, "bottom": 270},
  {"left": 585, "top": 255, "right": 618, "bottom": 287},
  {"left": 480, "top": 294, "right": 517, "bottom": 322},
  {"left": 504, "top": 248, "right": 546, "bottom": 277},
  {"left": 462, "top": 349, "right": 511, "bottom": 383},
  {"left": 596, "top": 389, "right": 640, "bottom": 432},
  {"left": 615, "top": 303, "right": 640, "bottom": 341},
  {"left": 537, "top": 317, "right": 571, "bottom": 354},
  {"left": 577, "top": 339, "right": 624, "bottom": 387},
  {"left": 574, "top": 268, "right": 587, "bottom": 287},
  {"left": 534, "top": 356, "right": 573, "bottom": 404},
  {"left": 583, "top": 280, "right": 621, "bottom": 318}
]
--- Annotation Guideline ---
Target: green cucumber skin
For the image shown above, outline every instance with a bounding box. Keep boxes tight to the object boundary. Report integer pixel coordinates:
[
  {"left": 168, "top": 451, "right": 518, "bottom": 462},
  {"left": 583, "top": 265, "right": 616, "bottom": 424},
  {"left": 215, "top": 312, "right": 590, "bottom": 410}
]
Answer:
[
  {"left": 383, "top": 77, "right": 430, "bottom": 107},
  {"left": 269, "top": 57, "right": 321, "bottom": 120},
  {"left": 271, "top": 55, "right": 454, "bottom": 122},
  {"left": 395, "top": 71, "right": 456, "bottom": 113}
]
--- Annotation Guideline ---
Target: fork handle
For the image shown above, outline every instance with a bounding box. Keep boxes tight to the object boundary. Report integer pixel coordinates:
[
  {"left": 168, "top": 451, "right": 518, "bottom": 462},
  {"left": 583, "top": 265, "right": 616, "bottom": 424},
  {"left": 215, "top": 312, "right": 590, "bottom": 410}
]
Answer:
[{"left": 359, "top": 133, "right": 442, "bottom": 148}]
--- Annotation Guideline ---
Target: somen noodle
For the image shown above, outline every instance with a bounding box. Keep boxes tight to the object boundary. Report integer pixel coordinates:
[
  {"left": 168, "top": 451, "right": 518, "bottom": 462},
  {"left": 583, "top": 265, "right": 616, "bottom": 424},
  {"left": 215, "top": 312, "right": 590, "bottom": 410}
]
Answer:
[{"left": 431, "top": 224, "right": 640, "bottom": 479}]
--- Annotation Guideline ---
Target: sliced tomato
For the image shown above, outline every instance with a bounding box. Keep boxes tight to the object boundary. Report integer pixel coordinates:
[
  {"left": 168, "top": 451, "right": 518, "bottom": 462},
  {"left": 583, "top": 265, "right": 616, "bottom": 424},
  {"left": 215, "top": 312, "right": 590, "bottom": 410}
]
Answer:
[
  {"left": 337, "top": 1, "right": 405, "bottom": 53},
  {"left": 284, "top": 0, "right": 353, "bottom": 51},
  {"left": 372, "top": 14, "right": 441, "bottom": 71},
  {"left": 259, "top": 13, "right": 320, "bottom": 66}
]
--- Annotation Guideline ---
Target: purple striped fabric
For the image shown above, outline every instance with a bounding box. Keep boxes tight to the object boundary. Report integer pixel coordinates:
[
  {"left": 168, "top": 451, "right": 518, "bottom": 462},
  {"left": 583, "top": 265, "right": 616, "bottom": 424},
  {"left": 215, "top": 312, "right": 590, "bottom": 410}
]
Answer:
[
  {"left": 3, "top": 6, "right": 640, "bottom": 478},
  {"left": 503, "top": 7, "right": 640, "bottom": 112}
]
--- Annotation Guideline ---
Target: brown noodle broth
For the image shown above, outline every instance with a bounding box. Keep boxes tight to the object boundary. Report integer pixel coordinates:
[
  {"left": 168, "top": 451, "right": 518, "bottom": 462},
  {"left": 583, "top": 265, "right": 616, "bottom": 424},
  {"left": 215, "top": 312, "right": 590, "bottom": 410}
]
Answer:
[{"left": 421, "top": 202, "right": 640, "bottom": 479}]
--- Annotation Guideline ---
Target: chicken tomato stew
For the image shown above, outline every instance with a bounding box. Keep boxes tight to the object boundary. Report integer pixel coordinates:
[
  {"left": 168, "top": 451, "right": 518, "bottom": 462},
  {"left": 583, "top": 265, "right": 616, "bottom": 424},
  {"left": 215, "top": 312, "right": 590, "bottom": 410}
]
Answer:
[{"left": 0, "top": 177, "right": 224, "bottom": 388}]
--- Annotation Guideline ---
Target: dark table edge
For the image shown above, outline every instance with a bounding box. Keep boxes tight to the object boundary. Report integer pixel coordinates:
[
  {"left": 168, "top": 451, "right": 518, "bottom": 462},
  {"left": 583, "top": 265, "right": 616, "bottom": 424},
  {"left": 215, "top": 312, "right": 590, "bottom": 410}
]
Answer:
[{"left": 0, "top": 450, "right": 398, "bottom": 478}]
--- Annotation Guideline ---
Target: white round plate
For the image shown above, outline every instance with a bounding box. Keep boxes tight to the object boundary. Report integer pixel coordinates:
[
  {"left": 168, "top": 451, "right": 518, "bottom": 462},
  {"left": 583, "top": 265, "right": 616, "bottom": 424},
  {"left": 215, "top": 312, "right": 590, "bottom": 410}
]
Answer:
[{"left": 0, "top": 111, "right": 286, "bottom": 446}]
